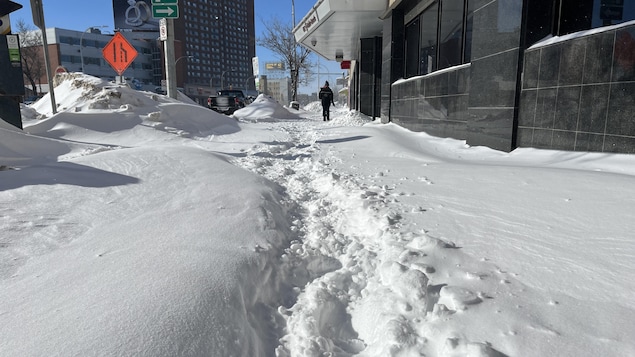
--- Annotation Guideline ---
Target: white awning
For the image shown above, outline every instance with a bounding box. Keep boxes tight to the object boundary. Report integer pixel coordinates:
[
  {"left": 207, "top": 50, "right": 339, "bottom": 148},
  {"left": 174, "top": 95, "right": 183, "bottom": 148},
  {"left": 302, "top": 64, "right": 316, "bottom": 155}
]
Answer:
[{"left": 294, "top": 0, "right": 387, "bottom": 62}]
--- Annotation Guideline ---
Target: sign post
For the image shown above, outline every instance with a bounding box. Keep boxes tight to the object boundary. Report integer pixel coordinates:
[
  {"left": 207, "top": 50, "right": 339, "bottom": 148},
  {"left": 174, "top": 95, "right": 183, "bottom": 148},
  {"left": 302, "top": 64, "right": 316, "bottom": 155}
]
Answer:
[
  {"left": 30, "top": 0, "right": 57, "bottom": 114},
  {"left": 153, "top": 0, "right": 179, "bottom": 99},
  {"left": 102, "top": 32, "right": 138, "bottom": 83},
  {"left": 163, "top": 19, "right": 177, "bottom": 99}
]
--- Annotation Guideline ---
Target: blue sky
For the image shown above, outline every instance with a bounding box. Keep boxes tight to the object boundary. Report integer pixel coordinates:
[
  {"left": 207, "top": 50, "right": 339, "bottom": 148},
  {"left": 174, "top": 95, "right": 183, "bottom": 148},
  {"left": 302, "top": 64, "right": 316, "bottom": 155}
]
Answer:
[{"left": 10, "top": 0, "right": 343, "bottom": 92}]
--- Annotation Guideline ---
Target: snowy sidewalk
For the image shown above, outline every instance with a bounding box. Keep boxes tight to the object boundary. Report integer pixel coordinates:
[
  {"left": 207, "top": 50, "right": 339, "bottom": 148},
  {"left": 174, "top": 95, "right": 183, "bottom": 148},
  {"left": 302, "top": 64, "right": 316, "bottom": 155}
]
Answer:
[{"left": 1, "top": 75, "right": 634, "bottom": 356}]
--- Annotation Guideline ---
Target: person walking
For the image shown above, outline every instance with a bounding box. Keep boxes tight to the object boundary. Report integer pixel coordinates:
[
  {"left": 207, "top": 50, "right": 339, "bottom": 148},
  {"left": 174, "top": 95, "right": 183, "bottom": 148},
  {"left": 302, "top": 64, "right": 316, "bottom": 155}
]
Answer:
[{"left": 318, "top": 81, "right": 335, "bottom": 121}]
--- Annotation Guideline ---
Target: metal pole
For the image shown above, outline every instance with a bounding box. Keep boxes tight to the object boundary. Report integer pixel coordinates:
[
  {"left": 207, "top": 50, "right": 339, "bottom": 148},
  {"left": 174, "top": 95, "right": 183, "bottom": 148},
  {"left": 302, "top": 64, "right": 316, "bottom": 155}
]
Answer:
[
  {"left": 317, "top": 56, "right": 320, "bottom": 97},
  {"left": 164, "top": 19, "right": 177, "bottom": 99},
  {"left": 30, "top": 0, "right": 56, "bottom": 114},
  {"left": 291, "top": 0, "right": 297, "bottom": 102}
]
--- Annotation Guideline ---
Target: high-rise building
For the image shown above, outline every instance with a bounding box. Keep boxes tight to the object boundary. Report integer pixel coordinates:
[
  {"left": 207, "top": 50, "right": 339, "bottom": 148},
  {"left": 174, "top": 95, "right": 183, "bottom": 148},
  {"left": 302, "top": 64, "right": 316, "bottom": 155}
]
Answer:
[
  {"left": 174, "top": 0, "right": 255, "bottom": 103},
  {"left": 112, "top": 0, "right": 255, "bottom": 104}
]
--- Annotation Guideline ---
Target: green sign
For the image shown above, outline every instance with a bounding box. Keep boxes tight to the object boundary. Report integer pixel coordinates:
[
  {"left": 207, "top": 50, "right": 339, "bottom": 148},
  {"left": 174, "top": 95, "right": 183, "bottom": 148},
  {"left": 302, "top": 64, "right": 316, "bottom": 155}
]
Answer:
[
  {"left": 6, "top": 34, "right": 20, "bottom": 63},
  {"left": 151, "top": 0, "right": 178, "bottom": 4},
  {"left": 152, "top": 5, "right": 179, "bottom": 18}
]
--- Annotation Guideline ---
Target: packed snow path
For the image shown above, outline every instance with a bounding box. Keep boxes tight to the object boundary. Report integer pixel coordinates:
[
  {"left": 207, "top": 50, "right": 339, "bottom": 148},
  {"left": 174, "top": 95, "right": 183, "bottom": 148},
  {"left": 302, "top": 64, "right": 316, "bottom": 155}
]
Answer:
[
  {"left": 231, "top": 110, "right": 513, "bottom": 356},
  {"left": 228, "top": 105, "right": 635, "bottom": 357}
]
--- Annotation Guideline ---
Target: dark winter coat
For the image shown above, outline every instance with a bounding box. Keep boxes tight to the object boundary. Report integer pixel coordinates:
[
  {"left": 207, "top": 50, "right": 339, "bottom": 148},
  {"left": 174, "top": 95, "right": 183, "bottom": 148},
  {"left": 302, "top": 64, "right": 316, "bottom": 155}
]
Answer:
[{"left": 319, "top": 86, "right": 334, "bottom": 107}]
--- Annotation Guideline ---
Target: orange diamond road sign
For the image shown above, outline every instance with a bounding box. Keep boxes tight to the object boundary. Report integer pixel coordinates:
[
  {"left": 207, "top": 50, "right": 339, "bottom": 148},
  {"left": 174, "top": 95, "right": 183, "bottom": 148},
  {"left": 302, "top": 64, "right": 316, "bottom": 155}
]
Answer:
[{"left": 102, "top": 32, "right": 138, "bottom": 76}]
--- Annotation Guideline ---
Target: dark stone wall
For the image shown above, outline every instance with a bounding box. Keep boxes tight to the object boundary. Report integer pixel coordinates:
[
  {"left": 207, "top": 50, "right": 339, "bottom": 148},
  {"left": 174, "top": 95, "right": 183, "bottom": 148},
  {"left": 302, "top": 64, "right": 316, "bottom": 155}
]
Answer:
[
  {"left": 381, "top": 10, "right": 404, "bottom": 124},
  {"left": 384, "top": 0, "right": 635, "bottom": 154},
  {"left": 359, "top": 37, "right": 382, "bottom": 118},
  {"left": 518, "top": 24, "right": 635, "bottom": 153},
  {"left": 390, "top": 0, "right": 524, "bottom": 149},
  {"left": 391, "top": 65, "right": 471, "bottom": 140},
  {"left": 466, "top": 0, "right": 524, "bottom": 152}
]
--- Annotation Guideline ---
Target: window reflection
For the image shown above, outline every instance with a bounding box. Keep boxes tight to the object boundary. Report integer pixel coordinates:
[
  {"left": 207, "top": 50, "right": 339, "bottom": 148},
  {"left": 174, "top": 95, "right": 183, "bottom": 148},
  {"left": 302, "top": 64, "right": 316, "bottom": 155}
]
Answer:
[
  {"left": 405, "top": 18, "right": 420, "bottom": 78},
  {"left": 557, "top": 0, "right": 635, "bottom": 35},
  {"left": 439, "top": 0, "right": 464, "bottom": 70},
  {"left": 403, "top": 0, "right": 472, "bottom": 78},
  {"left": 592, "top": 0, "right": 635, "bottom": 27},
  {"left": 420, "top": 3, "right": 438, "bottom": 75}
]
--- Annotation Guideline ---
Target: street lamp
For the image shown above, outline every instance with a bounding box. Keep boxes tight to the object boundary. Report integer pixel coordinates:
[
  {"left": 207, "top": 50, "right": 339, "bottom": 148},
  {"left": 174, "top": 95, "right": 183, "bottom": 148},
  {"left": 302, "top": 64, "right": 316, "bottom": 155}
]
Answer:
[
  {"left": 221, "top": 68, "right": 236, "bottom": 90},
  {"left": 315, "top": 60, "right": 332, "bottom": 100},
  {"left": 173, "top": 55, "right": 194, "bottom": 89},
  {"left": 244, "top": 75, "right": 257, "bottom": 91},
  {"left": 80, "top": 26, "right": 108, "bottom": 73},
  {"left": 175, "top": 55, "right": 194, "bottom": 66}
]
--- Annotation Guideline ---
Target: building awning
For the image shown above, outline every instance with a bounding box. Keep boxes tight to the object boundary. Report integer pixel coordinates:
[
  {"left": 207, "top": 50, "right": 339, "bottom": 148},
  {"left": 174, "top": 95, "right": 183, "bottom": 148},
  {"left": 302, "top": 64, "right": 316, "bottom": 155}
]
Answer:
[
  {"left": 293, "top": 0, "right": 386, "bottom": 62},
  {"left": 0, "top": 0, "right": 22, "bottom": 17}
]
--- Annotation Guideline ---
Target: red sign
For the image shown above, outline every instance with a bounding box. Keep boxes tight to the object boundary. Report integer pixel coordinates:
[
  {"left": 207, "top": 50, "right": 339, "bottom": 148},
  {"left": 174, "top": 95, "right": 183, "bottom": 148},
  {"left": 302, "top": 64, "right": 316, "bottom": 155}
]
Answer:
[
  {"left": 102, "top": 32, "right": 138, "bottom": 76},
  {"left": 340, "top": 60, "right": 351, "bottom": 70}
]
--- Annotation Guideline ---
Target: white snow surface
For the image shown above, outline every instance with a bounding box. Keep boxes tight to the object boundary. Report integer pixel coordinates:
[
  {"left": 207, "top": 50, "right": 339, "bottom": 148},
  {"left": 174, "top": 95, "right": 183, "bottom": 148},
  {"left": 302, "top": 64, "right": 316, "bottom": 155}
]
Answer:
[{"left": 1, "top": 73, "right": 634, "bottom": 357}]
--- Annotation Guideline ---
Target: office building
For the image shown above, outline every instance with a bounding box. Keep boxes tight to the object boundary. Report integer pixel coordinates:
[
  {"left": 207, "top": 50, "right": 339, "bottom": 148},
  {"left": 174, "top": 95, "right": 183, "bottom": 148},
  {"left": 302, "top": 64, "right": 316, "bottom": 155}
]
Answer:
[
  {"left": 295, "top": 0, "right": 635, "bottom": 154},
  {"left": 113, "top": 0, "right": 256, "bottom": 104}
]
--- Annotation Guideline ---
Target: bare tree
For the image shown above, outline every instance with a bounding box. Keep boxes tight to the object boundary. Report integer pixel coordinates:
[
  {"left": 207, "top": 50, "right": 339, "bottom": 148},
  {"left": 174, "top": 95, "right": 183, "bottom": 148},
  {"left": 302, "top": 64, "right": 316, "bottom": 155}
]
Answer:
[
  {"left": 16, "top": 19, "right": 45, "bottom": 96},
  {"left": 258, "top": 16, "right": 313, "bottom": 102}
]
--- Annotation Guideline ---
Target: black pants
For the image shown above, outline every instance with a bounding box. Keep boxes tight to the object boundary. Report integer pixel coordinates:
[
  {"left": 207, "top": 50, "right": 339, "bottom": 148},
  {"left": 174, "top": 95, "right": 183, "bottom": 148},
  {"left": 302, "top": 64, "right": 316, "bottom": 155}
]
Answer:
[{"left": 322, "top": 104, "right": 330, "bottom": 120}]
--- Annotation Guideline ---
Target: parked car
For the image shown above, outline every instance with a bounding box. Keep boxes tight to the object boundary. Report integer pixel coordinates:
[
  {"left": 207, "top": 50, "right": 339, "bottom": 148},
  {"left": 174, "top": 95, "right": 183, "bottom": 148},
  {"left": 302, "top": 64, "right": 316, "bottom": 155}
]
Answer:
[{"left": 207, "top": 89, "right": 249, "bottom": 115}]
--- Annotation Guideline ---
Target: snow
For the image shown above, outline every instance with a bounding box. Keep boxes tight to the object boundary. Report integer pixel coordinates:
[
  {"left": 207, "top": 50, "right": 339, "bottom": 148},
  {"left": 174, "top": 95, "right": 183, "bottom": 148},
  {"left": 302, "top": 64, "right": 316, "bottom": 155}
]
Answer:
[
  {"left": 528, "top": 19, "right": 635, "bottom": 49},
  {"left": 1, "top": 73, "right": 634, "bottom": 357}
]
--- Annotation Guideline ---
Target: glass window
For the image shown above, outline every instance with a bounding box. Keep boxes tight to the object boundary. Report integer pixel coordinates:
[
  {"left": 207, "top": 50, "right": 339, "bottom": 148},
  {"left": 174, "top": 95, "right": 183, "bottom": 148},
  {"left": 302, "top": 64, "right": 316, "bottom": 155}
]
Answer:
[
  {"left": 592, "top": 0, "right": 635, "bottom": 28},
  {"left": 464, "top": 1, "right": 474, "bottom": 63},
  {"left": 404, "top": 17, "right": 421, "bottom": 78},
  {"left": 556, "top": 0, "right": 635, "bottom": 35},
  {"left": 438, "top": 0, "right": 464, "bottom": 69},
  {"left": 420, "top": 3, "right": 438, "bottom": 75}
]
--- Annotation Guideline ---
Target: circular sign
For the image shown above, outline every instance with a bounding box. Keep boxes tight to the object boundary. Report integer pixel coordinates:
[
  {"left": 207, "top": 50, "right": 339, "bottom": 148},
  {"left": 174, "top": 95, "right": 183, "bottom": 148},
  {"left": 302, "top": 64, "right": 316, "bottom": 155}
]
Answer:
[{"left": 6, "top": 34, "right": 18, "bottom": 46}]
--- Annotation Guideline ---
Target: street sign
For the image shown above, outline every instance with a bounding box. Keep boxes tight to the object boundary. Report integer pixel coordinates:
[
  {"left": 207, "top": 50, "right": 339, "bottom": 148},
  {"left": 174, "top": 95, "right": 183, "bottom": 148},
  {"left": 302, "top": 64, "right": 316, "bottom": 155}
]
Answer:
[
  {"left": 102, "top": 32, "right": 138, "bottom": 76},
  {"left": 159, "top": 18, "right": 167, "bottom": 41},
  {"left": 152, "top": 0, "right": 177, "bottom": 3},
  {"left": 152, "top": 5, "right": 179, "bottom": 18},
  {"left": 30, "top": 0, "right": 44, "bottom": 29}
]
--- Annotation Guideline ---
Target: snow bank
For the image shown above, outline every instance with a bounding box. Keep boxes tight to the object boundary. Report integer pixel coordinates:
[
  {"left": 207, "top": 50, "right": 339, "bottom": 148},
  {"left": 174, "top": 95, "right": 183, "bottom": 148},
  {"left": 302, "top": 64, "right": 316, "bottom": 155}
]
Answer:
[
  {"left": 233, "top": 94, "right": 301, "bottom": 121},
  {"left": 23, "top": 73, "right": 239, "bottom": 146}
]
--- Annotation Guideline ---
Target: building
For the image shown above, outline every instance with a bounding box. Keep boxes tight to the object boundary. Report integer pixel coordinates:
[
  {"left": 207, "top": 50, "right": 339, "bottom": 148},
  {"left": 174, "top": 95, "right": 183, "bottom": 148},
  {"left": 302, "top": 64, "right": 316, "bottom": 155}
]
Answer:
[
  {"left": 165, "top": 0, "right": 256, "bottom": 104},
  {"left": 265, "top": 77, "right": 291, "bottom": 105},
  {"left": 294, "top": 0, "right": 635, "bottom": 154},
  {"left": 21, "top": 28, "right": 155, "bottom": 93}
]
